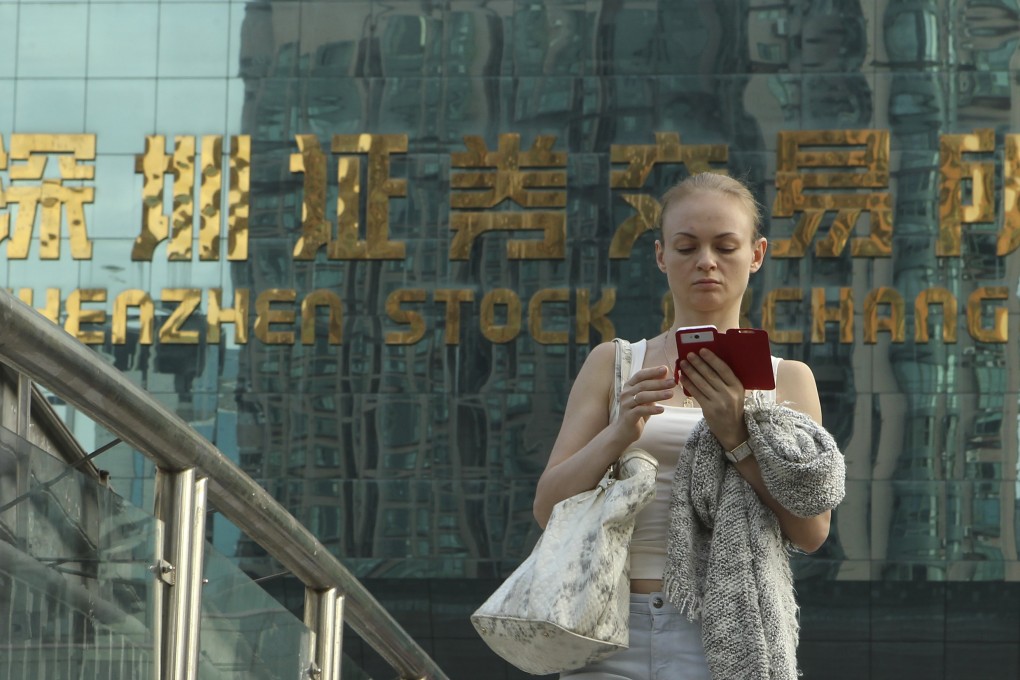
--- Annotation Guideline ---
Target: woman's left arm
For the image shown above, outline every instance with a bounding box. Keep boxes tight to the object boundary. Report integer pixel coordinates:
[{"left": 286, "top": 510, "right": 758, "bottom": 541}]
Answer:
[
  {"left": 731, "top": 359, "right": 831, "bottom": 552},
  {"left": 680, "top": 352, "right": 831, "bottom": 553}
]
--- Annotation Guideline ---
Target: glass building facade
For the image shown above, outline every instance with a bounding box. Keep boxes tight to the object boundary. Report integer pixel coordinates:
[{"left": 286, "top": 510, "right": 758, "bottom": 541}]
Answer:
[{"left": 2, "top": 0, "right": 1020, "bottom": 677}]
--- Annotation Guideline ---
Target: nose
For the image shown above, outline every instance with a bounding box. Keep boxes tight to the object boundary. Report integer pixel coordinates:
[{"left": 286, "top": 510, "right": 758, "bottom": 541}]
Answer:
[{"left": 696, "top": 250, "right": 716, "bottom": 271}]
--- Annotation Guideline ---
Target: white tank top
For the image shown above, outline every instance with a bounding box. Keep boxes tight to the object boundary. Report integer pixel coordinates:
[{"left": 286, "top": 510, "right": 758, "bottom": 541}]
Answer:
[{"left": 626, "top": 338, "right": 782, "bottom": 580}]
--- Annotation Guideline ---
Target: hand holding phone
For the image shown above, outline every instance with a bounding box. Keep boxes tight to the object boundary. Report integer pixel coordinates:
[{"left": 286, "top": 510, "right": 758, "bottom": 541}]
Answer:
[{"left": 674, "top": 326, "right": 775, "bottom": 396}]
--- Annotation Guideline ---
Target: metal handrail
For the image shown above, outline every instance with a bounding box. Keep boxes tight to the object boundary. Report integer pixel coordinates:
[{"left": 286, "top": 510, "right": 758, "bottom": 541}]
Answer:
[{"left": 0, "top": 289, "right": 446, "bottom": 680}]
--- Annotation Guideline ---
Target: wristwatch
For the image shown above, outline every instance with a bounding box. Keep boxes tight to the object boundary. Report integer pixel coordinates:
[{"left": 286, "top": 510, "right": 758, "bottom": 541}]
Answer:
[{"left": 725, "top": 440, "right": 754, "bottom": 464}]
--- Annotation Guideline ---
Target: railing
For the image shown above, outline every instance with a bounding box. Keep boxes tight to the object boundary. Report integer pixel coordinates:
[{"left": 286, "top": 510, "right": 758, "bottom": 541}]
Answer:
[{"left": 0, "top": 288, "right": 447, "bottom": 680}]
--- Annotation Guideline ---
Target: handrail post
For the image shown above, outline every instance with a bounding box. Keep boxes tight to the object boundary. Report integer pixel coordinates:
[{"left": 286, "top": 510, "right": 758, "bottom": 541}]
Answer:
[
  {"left": 155, "top": 468, "right": 207, "bottom": 680},
  {"left": 15, "top": 372, "right": 31, "bottom": 439},
  {"left": 333, "top": 593, "right": 345, "bottom": 679},
  {"left": 305, "top": 587, "right": 345, "bottom": 680},
  {"left": 11, "top": 373, "right": 32, "bottom": 546},
  {"left": 185, "top": 477, "right": 208, "bottom": 678}
]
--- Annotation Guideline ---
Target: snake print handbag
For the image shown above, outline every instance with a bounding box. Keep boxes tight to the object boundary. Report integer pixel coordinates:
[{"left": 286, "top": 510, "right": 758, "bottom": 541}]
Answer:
[{"left": 471, "top": 339, "right": 659, "bottom": 675}]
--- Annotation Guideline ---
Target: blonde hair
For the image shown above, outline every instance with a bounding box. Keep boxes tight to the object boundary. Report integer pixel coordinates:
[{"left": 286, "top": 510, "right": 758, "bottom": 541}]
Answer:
[{"left": 657, "top": 173, "right": 763, "bottom": 241}]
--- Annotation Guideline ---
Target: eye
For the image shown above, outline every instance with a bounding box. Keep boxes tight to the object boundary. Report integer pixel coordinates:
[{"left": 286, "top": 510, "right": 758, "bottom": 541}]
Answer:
[{"left": 676, "top": 247, "right": 696, "bottom": 254}]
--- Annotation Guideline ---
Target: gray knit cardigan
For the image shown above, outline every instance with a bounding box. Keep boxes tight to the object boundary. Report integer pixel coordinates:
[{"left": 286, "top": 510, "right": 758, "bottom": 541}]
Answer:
[{"left": 661, "top": 399, "right": 846, "bottom": 680}]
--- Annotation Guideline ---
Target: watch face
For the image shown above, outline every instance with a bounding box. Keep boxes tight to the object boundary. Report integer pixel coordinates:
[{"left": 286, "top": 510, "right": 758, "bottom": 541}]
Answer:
[{"left": 728, "top": 441, "right": 753, "bottom": 463}]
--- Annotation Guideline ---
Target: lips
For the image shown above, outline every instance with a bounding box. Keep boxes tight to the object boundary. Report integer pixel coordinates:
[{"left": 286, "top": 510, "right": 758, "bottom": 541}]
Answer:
[{"left": 693, "top": 279, "right": 721, "bottom": 286}]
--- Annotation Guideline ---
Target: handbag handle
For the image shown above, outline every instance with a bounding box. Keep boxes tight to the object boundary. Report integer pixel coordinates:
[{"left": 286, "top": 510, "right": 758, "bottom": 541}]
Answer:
[
  {"left": 609, "top": 338, "right": 632, "bottom": 422},
  {"left": 608, "top": 338, "right": 633, "bottom": 479}
]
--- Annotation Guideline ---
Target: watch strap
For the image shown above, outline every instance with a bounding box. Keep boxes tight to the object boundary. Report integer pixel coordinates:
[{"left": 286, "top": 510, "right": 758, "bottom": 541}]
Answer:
[{"left": 725, "top": 440, "right": 754, "bottom": 464}]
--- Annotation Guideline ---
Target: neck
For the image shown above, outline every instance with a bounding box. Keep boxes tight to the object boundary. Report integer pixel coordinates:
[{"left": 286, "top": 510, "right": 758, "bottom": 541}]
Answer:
[{"left": 669, "top": 310, "right": 742, "bottom": 333}]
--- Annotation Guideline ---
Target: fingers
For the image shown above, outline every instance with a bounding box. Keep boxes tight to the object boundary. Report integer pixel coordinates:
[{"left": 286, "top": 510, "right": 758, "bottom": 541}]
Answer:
[
  {"left": 628, "top": 392, "right": 663, "bottom": 416},
  {"left": 624, "top": 364, "right": 674, "bottom": 415},
  {"left": 677, "top": 351, "right": 747, "bottom": 442},
  {"left": 630, "top": 364, "right": 675, "bottom": 384},
  {"left": 627, "top": 388, "right": 673, "bottom": 414},
  {"left": 692, "top": 348, "right": 739, "bottom": 383},
  {"left": 679, "top": 350, "right": 747, "bottom": 436},
  {"left": 679, "top": 349, "right": 739, "bottom": 395},
  {"left": 626, "top": 365, "right": 676, "bottom": 398},
  {"left": 677, "top": 354, "right": 709, "bottom": 397}
]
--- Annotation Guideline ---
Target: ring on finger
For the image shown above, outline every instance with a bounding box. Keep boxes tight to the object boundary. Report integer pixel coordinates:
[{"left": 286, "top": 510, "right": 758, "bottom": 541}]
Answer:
[{"left": 632, "top": 395, "right": 639, "bottom": 407}]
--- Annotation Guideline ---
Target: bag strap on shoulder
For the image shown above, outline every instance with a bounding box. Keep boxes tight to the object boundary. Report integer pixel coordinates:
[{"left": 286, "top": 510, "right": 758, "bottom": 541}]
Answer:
[
  {"left": 608, "top": 338, "right": 633, "bottom": 480},
  {"left": 609, "top": 338, "right": 632, "bottom": 422}
]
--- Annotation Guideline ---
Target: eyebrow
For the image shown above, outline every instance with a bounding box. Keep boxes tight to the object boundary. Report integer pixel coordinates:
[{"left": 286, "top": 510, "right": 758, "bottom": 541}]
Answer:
[{"left": 671, "top": 231, "right": 742, "bottom": 240}]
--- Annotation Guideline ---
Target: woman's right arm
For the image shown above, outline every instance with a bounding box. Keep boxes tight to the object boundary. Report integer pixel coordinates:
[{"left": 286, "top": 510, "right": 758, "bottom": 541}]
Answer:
[{"left": 532, "top": 342, "right": 674, "bottom": 528}]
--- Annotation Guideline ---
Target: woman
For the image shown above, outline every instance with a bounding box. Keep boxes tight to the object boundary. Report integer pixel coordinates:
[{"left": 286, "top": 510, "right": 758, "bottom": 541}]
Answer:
[{"left": 532, "top": 173, "right": 832, "bottom": 678}]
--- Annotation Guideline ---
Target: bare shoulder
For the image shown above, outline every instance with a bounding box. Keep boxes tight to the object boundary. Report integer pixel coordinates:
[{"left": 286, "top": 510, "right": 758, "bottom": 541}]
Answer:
[
  {"left": 540, "top": 341, "right": 619, "bottom": 471},
  {"left": 586, "top": 340, "right": 619, "bottom": 365},
  {"left": 775, "top": 359, "right": 822, "bottom": 424},
  {"left": 572, "top": 341, "right": 618, "bottom": 402},
  {"left": 776, "top": 359, "right": 816, "bottom": 388}
]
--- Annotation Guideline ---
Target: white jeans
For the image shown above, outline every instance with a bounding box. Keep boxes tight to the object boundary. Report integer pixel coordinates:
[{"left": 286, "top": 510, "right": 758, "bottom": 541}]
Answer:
[{"left": 560, "top": 592, "right": 712, "bottom": 680}]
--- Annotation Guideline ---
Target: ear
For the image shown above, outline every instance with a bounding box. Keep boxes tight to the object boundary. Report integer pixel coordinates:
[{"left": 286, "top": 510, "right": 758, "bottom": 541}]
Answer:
[
  {"left": 749, "top": 237, "right": 767, "bottom": 273},
  {"left": 655, "top": 240, "right": 667, "bottom": 273}
]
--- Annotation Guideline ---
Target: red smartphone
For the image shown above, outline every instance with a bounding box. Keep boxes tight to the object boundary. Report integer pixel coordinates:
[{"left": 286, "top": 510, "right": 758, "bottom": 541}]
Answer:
[{"left": 674, "top": 325, "right": 775, "bottom": 396}]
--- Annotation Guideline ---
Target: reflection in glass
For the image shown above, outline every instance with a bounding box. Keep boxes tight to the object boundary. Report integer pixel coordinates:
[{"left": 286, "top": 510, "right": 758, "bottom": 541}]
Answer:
[
  {"left": 0, "top": 428, "right": 156, "bottom": 678},
  {"left": 199, "top": 547, "right": 311, "bottom": 680}
]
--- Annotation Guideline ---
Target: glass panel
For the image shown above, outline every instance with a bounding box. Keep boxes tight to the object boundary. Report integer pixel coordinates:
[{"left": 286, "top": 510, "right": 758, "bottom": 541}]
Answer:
[
  {"left": 0, "top": 6, "right": 16, "bottom": 78},
  {"left": 341, "top": 653, "right": 374, "bottom": 680},
  {"left": 16, "top": 2, "right": 88, "bottom": 78},
  {"left": 0, "top": 78, "right": 13, "bottom": 131},
  {"left": 87, "top": 3, "right": 159, "bottom": 78},
  {"left": 158, "top": 3, "right": 231, "bottom": 78},
  {"left": 12, "top": 79, "right": 86, "bottom": 131},
  {"left": 0, "top": 425, "right": 158, "bottom": 678},
  {"left": 154, "top": 78, "right": 229, "bottom": 136},
  {"left": 31, "top": 385, "right": 159, "bottom": 512},
  {"left": 0, "top": 423, "right": 313, "bottom": 679},
  {"left": 198, "top": 545, "right": 312, "bottom": 680},
  {"left": 85, "top": 82, "right": 158, "bottom": 155}
]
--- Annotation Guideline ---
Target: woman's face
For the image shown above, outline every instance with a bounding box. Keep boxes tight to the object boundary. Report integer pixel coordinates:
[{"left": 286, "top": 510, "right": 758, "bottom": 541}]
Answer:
[{"left": 654, "top": 189, "right": 767, "bottom": 316}]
